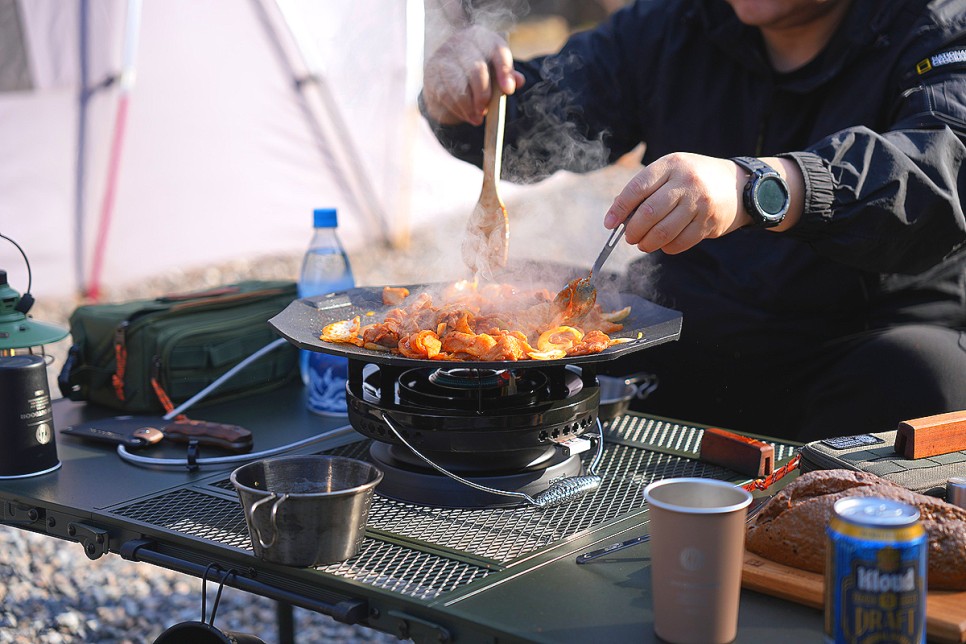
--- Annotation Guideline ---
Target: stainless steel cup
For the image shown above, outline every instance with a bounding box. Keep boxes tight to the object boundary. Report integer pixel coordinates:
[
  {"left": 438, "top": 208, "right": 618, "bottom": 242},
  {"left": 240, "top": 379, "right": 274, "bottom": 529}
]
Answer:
[{"left": 231, "top": 455, "right": 383, "bottom": 567}]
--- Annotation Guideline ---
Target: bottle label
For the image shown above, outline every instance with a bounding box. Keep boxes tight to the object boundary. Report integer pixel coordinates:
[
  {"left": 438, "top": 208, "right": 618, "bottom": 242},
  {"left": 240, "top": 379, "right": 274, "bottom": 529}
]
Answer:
[{"left": 305, "top": 351, "right": 348, "bottom": 416}]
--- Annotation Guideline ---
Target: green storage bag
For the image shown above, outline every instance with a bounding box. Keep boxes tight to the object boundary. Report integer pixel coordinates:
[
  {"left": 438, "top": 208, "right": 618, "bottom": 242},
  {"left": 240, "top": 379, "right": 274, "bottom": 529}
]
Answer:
[{"left": 58, "top": 280, "right": 299, "bottom": 413}]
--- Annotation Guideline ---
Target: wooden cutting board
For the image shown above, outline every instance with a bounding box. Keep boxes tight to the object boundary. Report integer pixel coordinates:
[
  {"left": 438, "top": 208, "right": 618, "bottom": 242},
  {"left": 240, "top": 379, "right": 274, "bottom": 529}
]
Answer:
[{"left": 743, "top": 550, "right": 966, "bottom": 643}]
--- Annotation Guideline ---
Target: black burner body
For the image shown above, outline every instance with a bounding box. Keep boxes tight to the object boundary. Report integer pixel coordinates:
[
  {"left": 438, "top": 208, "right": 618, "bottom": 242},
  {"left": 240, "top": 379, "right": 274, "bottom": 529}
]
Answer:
[
  {"left": 347, "top": 360, "right": 599, "bottom": 468},
  {"left": 344, "top": 359, "right": 600, "bottom": 506}
]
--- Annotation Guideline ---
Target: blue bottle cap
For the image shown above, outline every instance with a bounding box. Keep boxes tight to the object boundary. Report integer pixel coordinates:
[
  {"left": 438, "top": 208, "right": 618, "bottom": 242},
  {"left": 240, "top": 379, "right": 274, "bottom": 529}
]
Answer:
[{"left": 313, "top": 208, "right": 338, "bottom": 228}]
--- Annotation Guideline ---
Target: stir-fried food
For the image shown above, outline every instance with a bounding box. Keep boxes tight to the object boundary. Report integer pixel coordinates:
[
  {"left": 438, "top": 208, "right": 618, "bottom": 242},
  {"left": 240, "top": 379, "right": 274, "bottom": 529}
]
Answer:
[
  {"left": 382, "top": 286, "right": 410, "bottom": 306},
  {"left": 319, "top": 281, "right": 634, "bottom": 361}
]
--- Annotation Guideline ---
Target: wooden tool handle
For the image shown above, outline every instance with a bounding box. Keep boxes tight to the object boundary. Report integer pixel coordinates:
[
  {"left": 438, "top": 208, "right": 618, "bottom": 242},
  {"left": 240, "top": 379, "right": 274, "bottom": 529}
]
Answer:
[
  {"left": 464, "top": 85, "right": 509, "bottom": 276},
  {"left": 164, "top": 420, "right": 253, "bottom": 452},
  {"left": 894, "top": 410, "right": 966, "bottom": 459},
  {"left": 700, "top": 427, "right": 775, "bottom": 478},
  {"left": 481, "top": 88, "right": 506, "bottom": 190}
]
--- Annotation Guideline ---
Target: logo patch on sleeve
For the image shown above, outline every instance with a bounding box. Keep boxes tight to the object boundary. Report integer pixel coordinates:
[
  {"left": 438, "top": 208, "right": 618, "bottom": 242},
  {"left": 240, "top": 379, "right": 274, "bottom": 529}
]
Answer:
[{"left": 916, "top": 48, "right": 966, "bottom": 75}]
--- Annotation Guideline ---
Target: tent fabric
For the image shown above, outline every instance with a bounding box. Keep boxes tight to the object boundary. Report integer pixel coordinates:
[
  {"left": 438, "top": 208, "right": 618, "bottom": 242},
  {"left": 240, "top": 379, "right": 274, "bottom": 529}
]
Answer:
[
  {"left": 0, "top": 0, "right": 491, "bottom": 300},
  {"left": 0, "top": 0, "right": 32, "bottom": 91}
]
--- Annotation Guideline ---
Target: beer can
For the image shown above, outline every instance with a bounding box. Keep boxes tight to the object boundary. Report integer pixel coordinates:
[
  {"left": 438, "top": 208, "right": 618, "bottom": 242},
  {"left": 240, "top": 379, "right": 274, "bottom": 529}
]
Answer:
[{"left": 824, "top": 496, "right": 926, "bottom": 644}]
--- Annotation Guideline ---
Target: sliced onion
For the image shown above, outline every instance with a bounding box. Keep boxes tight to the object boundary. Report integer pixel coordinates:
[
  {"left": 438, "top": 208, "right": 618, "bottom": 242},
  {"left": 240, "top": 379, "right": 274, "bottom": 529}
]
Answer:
[
  {"left": 527, "top": 348, "right": 567, "bottom": 360},
  {"left": 601, "top": 305, "right": 631, "bottom": 323},
  {"left": 537, "top": 326, "right": 584, "bottom": 352}
]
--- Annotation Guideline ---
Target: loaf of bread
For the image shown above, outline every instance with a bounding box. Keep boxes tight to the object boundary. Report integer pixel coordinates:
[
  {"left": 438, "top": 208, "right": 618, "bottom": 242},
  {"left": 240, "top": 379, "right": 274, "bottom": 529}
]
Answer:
[{"left": 745, "top": 469, "right": 966, "bottom": 590}]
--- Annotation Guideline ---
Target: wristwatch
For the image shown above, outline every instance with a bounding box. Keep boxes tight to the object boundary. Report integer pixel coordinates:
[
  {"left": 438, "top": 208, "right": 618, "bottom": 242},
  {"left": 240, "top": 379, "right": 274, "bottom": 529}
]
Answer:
[{"left": 731, "top": 156, "right": 790, "bottom": 228}]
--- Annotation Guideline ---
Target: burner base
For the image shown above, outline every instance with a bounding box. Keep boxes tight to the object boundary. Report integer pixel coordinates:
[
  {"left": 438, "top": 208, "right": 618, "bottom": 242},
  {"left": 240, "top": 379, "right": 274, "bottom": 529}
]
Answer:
[
  {"left": 369, "top": 442, "right": 584, "bottom": 508},
  {"left": 347, "top": 364, "right": 600, "bottom": 462}
]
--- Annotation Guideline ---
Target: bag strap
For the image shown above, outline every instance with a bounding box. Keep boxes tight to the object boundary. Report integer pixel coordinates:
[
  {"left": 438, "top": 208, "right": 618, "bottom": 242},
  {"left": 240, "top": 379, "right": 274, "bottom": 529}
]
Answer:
[
  {"left": 112, "top": 323, "right": 129, "bottom": 402},
  {"left": 168, "top": 286, "right": 292, "bottom": 313},
  {"left": 156, "top": 286, "right": 242, "bottom": 302},
  {"left": 150, "top": 370, "right": 189, "bottom": 422}
]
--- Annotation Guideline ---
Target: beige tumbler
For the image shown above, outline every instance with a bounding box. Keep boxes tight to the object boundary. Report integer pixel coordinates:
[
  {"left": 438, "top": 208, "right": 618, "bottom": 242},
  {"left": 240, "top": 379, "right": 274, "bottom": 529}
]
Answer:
[{"left": 644, "top": 477, "right": 752, "bottom": 644}]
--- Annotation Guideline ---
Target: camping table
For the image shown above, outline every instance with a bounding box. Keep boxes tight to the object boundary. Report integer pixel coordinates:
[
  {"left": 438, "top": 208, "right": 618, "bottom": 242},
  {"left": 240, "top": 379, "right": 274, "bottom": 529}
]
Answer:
[{"left": 0, "top": 382, "right": 823, "bottom": 643}]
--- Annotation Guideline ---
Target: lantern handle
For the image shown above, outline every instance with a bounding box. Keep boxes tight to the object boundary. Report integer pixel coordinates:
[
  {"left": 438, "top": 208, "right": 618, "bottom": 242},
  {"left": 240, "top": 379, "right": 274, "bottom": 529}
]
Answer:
[{"left": 0, "top": 232, "right": 34, "bottom": 314}]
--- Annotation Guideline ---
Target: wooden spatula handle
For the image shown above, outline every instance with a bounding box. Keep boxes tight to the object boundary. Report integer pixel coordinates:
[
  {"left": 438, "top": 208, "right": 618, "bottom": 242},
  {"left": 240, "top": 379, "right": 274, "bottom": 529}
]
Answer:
[
  {"left": 463, "top": 86, "right": 509, "bottom": 277},
  {"left": 482, "top": 89, "right": 505, "bottom": 190}
]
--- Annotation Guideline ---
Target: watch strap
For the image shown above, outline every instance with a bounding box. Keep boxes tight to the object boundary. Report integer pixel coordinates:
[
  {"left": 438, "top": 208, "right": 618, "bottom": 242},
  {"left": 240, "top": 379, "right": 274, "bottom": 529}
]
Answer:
[
  {"left": 732, "top": 156, "right": 776, "bottom": 177},
  {"left": 731, "top": 156, "right": 788, "bottom": 228}
]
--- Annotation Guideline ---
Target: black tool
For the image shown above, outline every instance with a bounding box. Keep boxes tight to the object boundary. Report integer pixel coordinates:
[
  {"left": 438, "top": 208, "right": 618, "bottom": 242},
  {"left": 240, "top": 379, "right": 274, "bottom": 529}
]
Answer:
[
  {"left": 61, "top": 416, "right": 164, "bottom": 449},
  {"left": 61, "top": 416, "right": 253, "bottom": 453}
]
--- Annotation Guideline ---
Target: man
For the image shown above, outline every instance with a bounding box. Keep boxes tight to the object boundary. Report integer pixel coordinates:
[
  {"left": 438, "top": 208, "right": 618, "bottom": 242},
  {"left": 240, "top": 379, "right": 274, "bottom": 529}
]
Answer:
[{"left": 420, "top": 0, "right": 966, "bottom": 441}]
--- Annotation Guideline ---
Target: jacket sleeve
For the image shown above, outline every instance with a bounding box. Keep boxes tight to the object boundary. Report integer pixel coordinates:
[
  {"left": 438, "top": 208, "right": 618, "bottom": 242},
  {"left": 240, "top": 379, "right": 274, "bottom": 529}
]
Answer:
[{"left": 782, "top": 40, "right": 966, "bottom": 275}]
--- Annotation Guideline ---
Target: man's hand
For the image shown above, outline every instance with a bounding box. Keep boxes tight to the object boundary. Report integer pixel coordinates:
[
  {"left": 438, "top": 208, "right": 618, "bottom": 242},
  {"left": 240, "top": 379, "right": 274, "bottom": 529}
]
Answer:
[
  {"left": 603, "top": 153, "right": 803, "bottom": 254},
  {"left": 422, "top": 26, "right": 526, "bottom": 126}
]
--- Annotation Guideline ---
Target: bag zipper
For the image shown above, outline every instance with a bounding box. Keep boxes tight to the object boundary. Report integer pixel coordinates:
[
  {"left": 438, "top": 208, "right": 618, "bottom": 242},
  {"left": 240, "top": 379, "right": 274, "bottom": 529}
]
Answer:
[{"left": 155, "top": 306, "right": 290, "bottom": 405}]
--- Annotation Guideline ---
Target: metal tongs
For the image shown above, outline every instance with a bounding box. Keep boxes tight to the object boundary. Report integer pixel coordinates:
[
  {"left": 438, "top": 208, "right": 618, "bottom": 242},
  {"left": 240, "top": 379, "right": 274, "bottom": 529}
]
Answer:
[{"left": 553, "top": 221, "right": 626, "bottom": 319}]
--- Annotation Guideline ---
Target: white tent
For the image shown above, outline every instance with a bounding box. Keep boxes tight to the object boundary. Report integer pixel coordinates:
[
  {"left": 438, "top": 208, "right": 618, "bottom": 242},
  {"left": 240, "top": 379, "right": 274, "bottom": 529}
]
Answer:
[{"left": 0, "top": 0, "right": 495, "bottom": 301}]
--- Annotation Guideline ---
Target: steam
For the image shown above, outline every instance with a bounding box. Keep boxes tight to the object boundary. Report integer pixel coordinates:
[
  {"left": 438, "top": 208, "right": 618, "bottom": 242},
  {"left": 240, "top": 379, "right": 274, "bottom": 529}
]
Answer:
[
  {"left": 423, "top": 1, "right": 617, "bottom": 290},
  {"left": 424, "top": 1, "right": 529, "bottom": 58},
  {"left": 460, "top": 202, "right": 509, "bottom": 283},
  {"left": 463, "top": 0, "right": 528, "bottom": 32},
  {"left": 502, "top": 52, "right": 610, "bottom": 183},
  {"left": 620, "top": 252, "right": 660, "bottom": 301}
]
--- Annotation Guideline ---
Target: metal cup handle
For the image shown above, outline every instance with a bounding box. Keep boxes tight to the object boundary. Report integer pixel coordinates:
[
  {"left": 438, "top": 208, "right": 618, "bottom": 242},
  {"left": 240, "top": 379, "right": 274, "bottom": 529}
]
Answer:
[{"left": 246, "top": 493, "right": 289, "bottom": 549}]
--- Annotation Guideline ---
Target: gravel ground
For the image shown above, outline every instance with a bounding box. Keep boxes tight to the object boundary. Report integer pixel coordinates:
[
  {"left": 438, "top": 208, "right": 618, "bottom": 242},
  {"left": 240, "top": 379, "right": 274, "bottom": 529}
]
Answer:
[{"left": 2, "top": 164, "right": 639, "bottom": 643}]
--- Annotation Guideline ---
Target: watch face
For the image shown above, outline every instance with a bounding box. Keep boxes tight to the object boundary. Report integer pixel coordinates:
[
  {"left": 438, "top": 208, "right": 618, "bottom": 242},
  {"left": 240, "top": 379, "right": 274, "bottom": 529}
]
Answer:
[{"left": 755, "top": 176, "right": 789, "bottom": 217}]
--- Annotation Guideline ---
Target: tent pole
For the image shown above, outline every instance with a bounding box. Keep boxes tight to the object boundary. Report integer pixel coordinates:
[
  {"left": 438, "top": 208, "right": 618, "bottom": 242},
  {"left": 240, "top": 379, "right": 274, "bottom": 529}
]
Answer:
[
  {"left": 252, "top": 0, "right": 392, "bottom": 245},
  {"left": 85, "top": 0, "right": 143, "bottom": 301},
  {"left": 73, "top": 0, "right": 90, "bottom": 299}
]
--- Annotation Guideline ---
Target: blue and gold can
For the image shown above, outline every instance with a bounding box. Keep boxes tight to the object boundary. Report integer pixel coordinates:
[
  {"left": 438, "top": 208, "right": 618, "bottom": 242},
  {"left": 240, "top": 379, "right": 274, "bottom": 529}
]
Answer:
[{"left": 824, "top": 496, "right": 926, "bottom": 644}]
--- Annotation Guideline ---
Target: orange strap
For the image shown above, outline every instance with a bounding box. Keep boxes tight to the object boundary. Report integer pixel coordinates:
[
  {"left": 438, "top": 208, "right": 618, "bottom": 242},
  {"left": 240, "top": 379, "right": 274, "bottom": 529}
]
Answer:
[
  {"left": 150, "top": 377, "right": 189, "bottom": 422},
  {"left": 114, "top": 321, "right": 188, "bottom": 421},
  {"left": 111, "top": 339, "right": 127, "bottom": 402},
  {"left": 742, "top": 453, "right": 801, "bottom": 492}
]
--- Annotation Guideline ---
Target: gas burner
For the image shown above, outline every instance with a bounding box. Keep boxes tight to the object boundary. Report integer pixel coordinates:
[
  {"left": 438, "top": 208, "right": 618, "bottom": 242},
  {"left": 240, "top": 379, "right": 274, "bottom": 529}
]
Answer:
[
  {"left": 428, "top": 367, "right": 508, "bottom": 388},
  {"left": 344, "top": 360, "right": 601, "bottom": 508},
  {"left": 399, "top": 368, "right": 548, "bottom": 410}
]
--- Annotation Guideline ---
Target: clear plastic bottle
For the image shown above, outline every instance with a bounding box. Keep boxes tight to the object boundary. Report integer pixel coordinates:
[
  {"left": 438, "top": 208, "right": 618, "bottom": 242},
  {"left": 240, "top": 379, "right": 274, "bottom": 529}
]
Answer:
[{"left": 298, "top": 208, "right": 355, "bottom": 415}]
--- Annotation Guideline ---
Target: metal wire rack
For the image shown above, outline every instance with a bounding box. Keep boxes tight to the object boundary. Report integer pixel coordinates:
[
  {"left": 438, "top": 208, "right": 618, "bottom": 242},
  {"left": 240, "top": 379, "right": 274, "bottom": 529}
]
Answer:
[{"left": 110, "top": 415, "right": 798, "bottom": 600}]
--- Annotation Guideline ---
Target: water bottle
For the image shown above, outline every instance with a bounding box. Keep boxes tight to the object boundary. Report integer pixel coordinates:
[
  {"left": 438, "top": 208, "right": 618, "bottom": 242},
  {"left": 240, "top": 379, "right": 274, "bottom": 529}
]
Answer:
[{"left": 299, "top": 208, "right": 355, "bottom": 415}]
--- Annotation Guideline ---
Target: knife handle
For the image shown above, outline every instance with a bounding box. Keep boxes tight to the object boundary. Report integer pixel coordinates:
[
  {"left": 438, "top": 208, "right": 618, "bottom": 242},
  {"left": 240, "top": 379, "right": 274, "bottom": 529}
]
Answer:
[{"left": 163, "top": 420, "right": 253, "bottom": 453}]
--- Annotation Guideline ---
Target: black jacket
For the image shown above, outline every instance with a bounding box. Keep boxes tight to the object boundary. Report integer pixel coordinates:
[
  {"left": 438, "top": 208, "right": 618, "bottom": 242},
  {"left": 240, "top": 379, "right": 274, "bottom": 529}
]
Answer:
[{"left": 424, "top": 0, "right": 966, "bottom": 360}]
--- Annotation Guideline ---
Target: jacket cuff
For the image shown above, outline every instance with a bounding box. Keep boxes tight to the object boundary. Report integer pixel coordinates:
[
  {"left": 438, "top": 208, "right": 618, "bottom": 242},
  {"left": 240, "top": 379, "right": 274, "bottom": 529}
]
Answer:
[
  {"left": 778, "top": 151, "right": 835, "bottom": 235},
  {"left": 418, "top": 90, "right": 485, "bottom": 166}
]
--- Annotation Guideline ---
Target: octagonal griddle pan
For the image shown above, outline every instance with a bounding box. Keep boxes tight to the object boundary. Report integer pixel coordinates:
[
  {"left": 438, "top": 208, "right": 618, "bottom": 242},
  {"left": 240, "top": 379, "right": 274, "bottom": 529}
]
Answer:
[{"left": 268, "top": 282, "right": 682, "bottom": 369}]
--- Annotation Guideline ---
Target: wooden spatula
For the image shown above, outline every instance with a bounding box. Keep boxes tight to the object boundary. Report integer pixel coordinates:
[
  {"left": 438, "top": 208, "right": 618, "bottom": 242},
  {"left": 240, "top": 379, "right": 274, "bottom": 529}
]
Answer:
[{"left": 461, "top": 87, "right": 509, "bottom": 280}]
